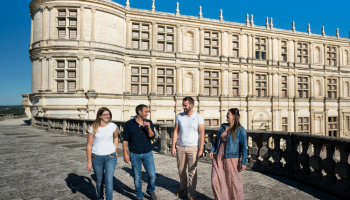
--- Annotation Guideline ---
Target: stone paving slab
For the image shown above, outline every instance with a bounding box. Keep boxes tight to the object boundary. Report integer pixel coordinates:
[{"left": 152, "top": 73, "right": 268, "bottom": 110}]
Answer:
[{"left": 0, "top": 119, "right": 341, "bottom": 200}]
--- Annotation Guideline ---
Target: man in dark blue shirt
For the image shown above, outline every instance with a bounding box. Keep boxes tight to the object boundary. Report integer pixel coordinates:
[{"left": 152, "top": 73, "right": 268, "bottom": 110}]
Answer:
[{"left": 123, "top": 104, "right": 157, "bottom": 200}]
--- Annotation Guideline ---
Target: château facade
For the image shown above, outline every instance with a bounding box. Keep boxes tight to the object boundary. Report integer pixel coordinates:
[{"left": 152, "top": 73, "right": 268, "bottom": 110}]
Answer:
[{"left": 23, "top": 0, "right": 350, "bottom": 138}]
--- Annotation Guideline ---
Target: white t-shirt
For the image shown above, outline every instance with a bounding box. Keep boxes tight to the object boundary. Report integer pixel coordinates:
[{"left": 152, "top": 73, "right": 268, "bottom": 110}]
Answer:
[
  {"left": 175, "top": 112, "right": 204, "bottom": 146},
  {"left": 88, "top": 122, "right": 117, "bottom": 155}
]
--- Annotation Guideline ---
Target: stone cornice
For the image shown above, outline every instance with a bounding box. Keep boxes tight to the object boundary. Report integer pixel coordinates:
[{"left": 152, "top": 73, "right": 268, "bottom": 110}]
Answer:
[{"left": 29, "top": 0, "right": 350, "bottom": 44}]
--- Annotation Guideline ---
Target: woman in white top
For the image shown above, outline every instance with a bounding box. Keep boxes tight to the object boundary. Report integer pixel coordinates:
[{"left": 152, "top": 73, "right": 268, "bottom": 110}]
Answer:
[{"left": 86, "top": 107, "right": 118, "bottom": 200}]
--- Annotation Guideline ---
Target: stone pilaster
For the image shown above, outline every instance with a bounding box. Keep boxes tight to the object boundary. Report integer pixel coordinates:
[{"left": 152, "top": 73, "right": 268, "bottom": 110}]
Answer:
[
  {"left": 248, "top": 71, "right": 252, "bottom": 96},
  {"left": 42, "top": 6, "right": 47, "bottom": 40},
  {"left": 228, "top": 70, "right": 233, "bottom": 97},
  {"left": 220, "top": 69, "right": 226, "bottom": 96},
  {"left": 324, "top": 44, "right": 327, "bottom": 67},
  {"left": 294, "top": 40, "right": 298, "bottom": 64},
  {"left": 91, "top": 8, "right": 96, "bottom": 44},
  {"left": 30, "top": 13, "right": 34, "bottom": 49},
  {"left": 199, "top": 28, "right": 204, "bottom": 55},
  {"left": 45, "top": 57, "right": 52, "bottom": 92},
  {"left": 123, "top": 61, "right": 130, "bottom": 94},
  {"left": 175, "top": 65, "right": 181, "bottom": 95},
  {"left": 176, "top": 24, "right": 181, "bottom": 55},
  {"left": 80, "top": 6, "right": 85, "bottom": 41},
  {"left": 39, "top": 57, "right": 46, "bottom": 92},
  {"left": 252, "top": 71, "right": 256, "bottom": 97},
  {"left": 268, "top": 72, "right": 273, "bottom": 97},
  {"left": 48, "top": 6, "right": 54, "bottom": 39},
  {"left": 151, "top": 21, "right": 157, "bottom": 54},
  {"left": 88, "top": 57, "right": 95, "bottom": 92},
  {"left": 220, "top": 31, "right": 225, "bottom": 58},
  {"left": 251, "top": 34, "right": 255, "bottom": 61},
  {"left": 76, "top": 57, "right": 84, "bottom": 92},
  {"left": 199, "top": 67, "right": 204, "bottom": 95},
  {"left": 125, "top": 18, "right": 130, "bottom": 49},
  {"left": 150, "top": 64, "right": 157, "bottom": 95}
]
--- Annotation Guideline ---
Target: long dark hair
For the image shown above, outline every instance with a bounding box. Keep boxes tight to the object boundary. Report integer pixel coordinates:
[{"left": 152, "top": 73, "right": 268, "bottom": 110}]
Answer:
[
  {"left": 91, "top": 107, "right": 112, "bottom": 134},
  {"left": 228, "top": 108, "right": 241, "bottom": 140}
]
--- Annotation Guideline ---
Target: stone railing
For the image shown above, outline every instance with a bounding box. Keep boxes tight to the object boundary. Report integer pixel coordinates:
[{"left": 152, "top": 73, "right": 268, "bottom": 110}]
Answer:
[
  {"left": 32, "top": 116, "right": 350, "bottom": 198},
  {"left": 0, "top": 113, "right": 26, "bottom": 121}
]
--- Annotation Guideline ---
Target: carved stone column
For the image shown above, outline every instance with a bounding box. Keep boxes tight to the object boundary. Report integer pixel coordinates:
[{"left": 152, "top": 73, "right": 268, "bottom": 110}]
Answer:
[
  {"left": 252, "top": 71, "right": 256, "bottom": 96},
  {"left": 76, "top": 57, "right": 84, "bottom": 92},
  {"left": 80, "top": 6, "right": 85, "bottom": 41},
  {"left": 91, "top": 8, "right": 96, "bottom": 42},
  {"left": 176, "top": 24, "right": 181, "bottom": 55},
  {"left": 125, "top": 18, "right": 130, "bottom": 49},
  {"left": 220, "top": 31, "right": 225, "bottom": 57},
  {"left": 268, "top": 72, "right": 273, "bottom": 96},
  {"left": 48, "top": 6, "right": 54, "bottom": 39},
  {"left": 39, "top": 57, "right": 46, "bottom": 92},
  {"left": 199, "top": 67, "right": 204, "bottom": 95},
  {"left": 46, "top": 57, "right": 52, "bottom": 92},
  {"left": 124, "top": 62, "right": 130, "bottom": 94},
  {"left": 30, "top": 13, "right": 34, "bottom": 48},
  {"left": 199, "top": 28, "right": 204, "bottom": 55},
  {"left": 248, "top": 71, "right": 252, "bottom": 96},
  {"left": 220, "top": 69, "right": 226, "bottom": 96},
  {"left": 42, "top": 6, "right": 47, "bottom": 40},
  {"left": 175, "top": 65, "right": 181, "bottom": 95},
  {"left": 294, "top": 40, "right": 298, "bottom": 64},
  {"left": 150, "top": 64, "right": 157, "bottom": 95},
  {"left": 251, "top": 34, "right": 255, "bottom": 61},
  {"left": 88, "top": 57, "right": 95, "bottom": 92},
  {"left": 324, "top": 44, "right": 327, "bottom": 66},
  {"left": 151, "top": 21, "right": 157, "bottom": 53}
]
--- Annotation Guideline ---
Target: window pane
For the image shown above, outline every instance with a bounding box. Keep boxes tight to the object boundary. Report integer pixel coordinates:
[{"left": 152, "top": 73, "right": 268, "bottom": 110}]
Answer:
[
  {"left": 298, "top": 117, "right": 302, "bottom": 123},
  {"left": 261, "top": 52, "right": 266, "bottom": 60},
  {"left": 69, "top": 11, "right": 77, "bottom": 16},
  {"left": 282, "top": 118, "right": 287, "bottom": 124},
  {"left": 212, "top": 80, "right": 218, "bottom": 85},
  {"left": 68, "top": 71, "right": 76, "bottom": 78},
  {"left": 282, "top": 125, "right": 287, "bottom": 131},
  {"left": 131, "top": 76, "right": 139, "bottom": 82},
  {"left": 131, "top": 85, "right": 138, "bottom": 94},
  {"left": 282, "top": 83, "right": 287, "bottom": 88},
  {"left": 158, "top": 34, "right": 164, "bottom": 40},
  {"left": 57, "top": 81, "right": 64, "bottom": 92},
  {"left": 212, "top": 33, "right": 218, "bottom": 38},
  {"left": 204, "top": 32, "right": 210, "bottom": 38},
  {"left": 166, "top": 69, "right": 173, "bottom": 75},
  {"left": 212, "top": 48, "right": 218, "bottom": 55},
  {"left": 166, "top": 43, "right": 173, "bottom": 52},
  {"left": 141, "top": 68, "right": 148, "bottom": 74},
  {"left": 141, "top": 85, "right": 148, "bottom": 94},
  {"left": 212, "top": 72, "right": 218, "bottom": 78},
  {"left": 204, "top": 87, "right": 210, "bottom": 95},
  {"left": 68, "top": 81, "right": 76, "bottom": 92},
  {"left": 157, "top": 120, "right": 164, "bottom": 123},
  {"left": 233, "top": 50, "right": 238, "bottom": 57},
  {"left": 232, "top": 73, "right": 238, "bottom": 79},
  {"left": 204, "top": 47, "right": 210, "bottom": 55},
  {"left": 133, "top": 32, "right": 140, "bottom": 38},
  {"left": 212, "top": 88, "right": 218, "bottom": 96},
  {"left": 304, "top": 117, "right": 308, "bottom": 123},
  {"left": 166, "top": 120, "right": 174, "bottom": 123},
  {"left": 132, "top": 24, "right": 139, "bottom": 29},
  {"left": 131, "top": 67, "right": 139, "bottom": 74},
  {"left": 204, "top": 79, "right": 210, "bottom": 85},
  {"left": 232, "top": 80, "right": 238, "bottom": 86},
  {"left": 255, "top": 52, "right": 259, "bottom": 59},
  {"left": 142, "top": 32, "right": 149, "bottom": 39},
  {"left": 141, "top": 41, "right": 149, "bottom": 50},
  {"left": 57, "top": 71, "right": 64, "bottom": 78},
  {"left": 69, "top": 19, "right": 77, "bottom": 26},
  {"left": 68, "top": 61, "right": 76, "bottom": 68},
  {"left": 158, "top": 27, "right": 165, "bottom": 32},
  {"left": 255, "top": 89, "right": 260, "bottom": 96},
  {"left": 157, "top": 86, "right": 164, "bottom": 95},
  {"left": 157, "top": 69, "right": 164, "bottom": 75},
  {"left": 233, "top": 88, "right": 238, "bottom": 96},
  {"left": 132, "top": 40, "right": 139, "bottom": 49},
  {"left": 212, "top": 119, "right": 219, "bottom": 126},
  {"left": 232, "top": 42, "right": 238, "bottom": 48},
  {"left": 58, "top": 19, "right": 66, "bottom": 26},
  {"left": 58, "top": 29, "right": 66, "bottom": 39},
  {"left": 167, "top": 28, "right": 174, "bottom": 33},
  {"left": 69, "top": 29, "right": 77, "bottom": 39},
  {"left": 141, "top": 76, "right": 148, "bottom": 83},
  {"left": 204, "top": 39, "right": 210, "bottom": 45},
  {"left": 204, "top": 119, "right": 210, "bottom": 126},
  {"left": 58, "top": 11, "right": 66, "bottom": 16},
  {"left": 204, "top": 72, "right": 210, "bottom": 78},
  {"left": 157, "top": 42, "right": 164, "bottom": 51},
  {"left": 232, "top": 35, "right": 238, "bottom": 40},
  {"left": 142, "top": 25, "right": 149, "bottom": 30},
  {"left": 157, "top": 77, "right": 164, "bottom": 83},
  {"left": 282, "top": 90, "right": 286, "bottom": 97},
  {"left": 212, "top": 40, "right": 218, "bottom": 46},
  {"left": 167, "top": 35, "right": 173, "bottom": 41},
  {"left": 57, "top": 61, "right": 65, "bottom": 68},
  {"left": 166, "top": 78, "right": 173, "bottom": 84},
  {"left": 166, "top": 86, "right": 173, "bottom": 95}
]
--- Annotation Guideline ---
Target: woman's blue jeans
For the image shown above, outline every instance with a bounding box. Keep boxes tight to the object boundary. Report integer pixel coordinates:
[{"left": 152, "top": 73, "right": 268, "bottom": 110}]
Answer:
[
  {"left": 130, "top": 151, "right": 156, "bottom": 199},
  {"left": 91, "top": 152, "right": 117, "bottom": 200}
]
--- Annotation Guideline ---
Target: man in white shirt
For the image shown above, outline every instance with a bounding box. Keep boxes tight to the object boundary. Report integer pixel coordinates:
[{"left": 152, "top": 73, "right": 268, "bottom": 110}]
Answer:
[{"left": 171, "top": 97, "right": 205, "bottom": 200}]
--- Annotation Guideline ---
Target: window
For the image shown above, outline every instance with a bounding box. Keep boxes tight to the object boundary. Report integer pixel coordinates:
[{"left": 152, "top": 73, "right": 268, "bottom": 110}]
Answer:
[
  {"left": 204, "top": 31, "right": 219, "bottom": 56},
  {"left": 204, "top": 71, "right": 219, "bottom": 96},
  {"left": 281, "top": 40, "right": 287, "bottom": 62},
  {"left": 298, "top": 117, "right": 309, "bottom": 134},
  {"left": 327, "top": 46, "right": 337, "bottom": 66},
  {"left": 157, "top": 25, "right": 174, "bottom": 52},
  {"left": 297, "top": 77, "right": 309, "bottom": 98},
  {"left": 157, "top": 120, "right": 174, "bottom": 124},
  {"left": 255, "top": 37, "right": 266, "bottom": 60},
  {"left": 57, "top": 9, "right": 77, "bottom": 40},
  {"left": 204, "top": 119, "right": 219, "bottom": 127},
  {"left": 55, "top": 60, "right": 77, "bottom": 92},
  {"left": 131, "top": 66, "right": 149, "bottom": 95},
  {"left": 328, "top": 117, "right": 338, "bottom": 137},
  {"left": 327, "top": 78, "right": 337, "bottom": 98},
  {"left": 132, "top": 22, "right": 150, "bottom": 50},
  {"left": 157, "top": 68, "right": 174, "bottom": 95},
  {"left": 281, "top": 76, "right": 287, "bottom": 97},
  {"left": 282, "top": 117, "right": 288, "bottom": 131},
  {"left": 232, "top": 34, "right": 239, "bottom": 57},
  {"left": 297, "top": 42, "right": 308, "bottom": 64},
  {"left": 232, "top": 73, "right": 239, "bottom": 97},
  {"left": 255, "top": 74, "right": 267, "bottom": 97}
]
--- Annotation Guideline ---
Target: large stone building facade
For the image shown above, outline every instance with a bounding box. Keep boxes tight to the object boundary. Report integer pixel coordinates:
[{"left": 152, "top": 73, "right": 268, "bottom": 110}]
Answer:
[{"left": 24, "top": 0, "right": 350, "bottom": 138}]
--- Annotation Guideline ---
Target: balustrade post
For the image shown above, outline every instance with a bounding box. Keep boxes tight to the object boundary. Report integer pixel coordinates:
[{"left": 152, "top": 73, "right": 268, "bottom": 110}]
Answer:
[
  {"left": 260, "top": 136, "right": 271, "bottom": 166},
  {"left": 309, "top": 141, "right": 323, "bottom": 180},
  {"left": 63, "top": 119, "right": 67, "bottom": 133},
  {"left": 160, "top": 125, "right": 169, "bottom": 155},
  {"left": 323, "top": 143, "right": 336, "bottom": 185},
  {"left": 83, "top": 121, "right": 87, "bottom": 135},
  {"left": 249, "top": 135, "right": 260, "bottom": 168},
  {"left": 271, "top": 135, "right": 283, "bottom": 169},
  {"left": 335, "top": 145, "right": 350, "bottom": 189}
]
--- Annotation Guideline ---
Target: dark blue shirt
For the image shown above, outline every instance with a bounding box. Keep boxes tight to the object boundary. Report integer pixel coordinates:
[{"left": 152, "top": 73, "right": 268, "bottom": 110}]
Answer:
[{"left": 123, "top": 118, "right": 155, "bottom": 154}]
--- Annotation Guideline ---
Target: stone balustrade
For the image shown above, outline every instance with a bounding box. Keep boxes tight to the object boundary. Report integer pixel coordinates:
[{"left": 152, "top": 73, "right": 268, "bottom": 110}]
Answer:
[
  {"left": 0, "top": 113, "right": 26, "bottom": 121},
  {"left": 32, "top": 116, "right": 350, "bottom": 198}
]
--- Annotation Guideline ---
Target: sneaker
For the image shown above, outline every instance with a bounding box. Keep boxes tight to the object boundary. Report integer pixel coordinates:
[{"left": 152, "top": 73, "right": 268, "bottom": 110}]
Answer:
[
  {"left": 176, "top": 188, "right": 187, "bottom": 196},
  {"left": 147, "top": 192, "right": 157, "bottom": 200}
]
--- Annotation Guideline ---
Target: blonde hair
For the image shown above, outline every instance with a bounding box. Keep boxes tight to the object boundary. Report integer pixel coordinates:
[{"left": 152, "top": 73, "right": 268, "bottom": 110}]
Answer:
[{"left": 91, "top": 107, "right": 112, "bottom": 134}]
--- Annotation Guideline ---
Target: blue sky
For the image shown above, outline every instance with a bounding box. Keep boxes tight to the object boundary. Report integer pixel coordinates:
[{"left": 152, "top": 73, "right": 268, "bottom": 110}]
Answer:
[{"left": 0, "top": 0, "right": 349, "bottom": 105}]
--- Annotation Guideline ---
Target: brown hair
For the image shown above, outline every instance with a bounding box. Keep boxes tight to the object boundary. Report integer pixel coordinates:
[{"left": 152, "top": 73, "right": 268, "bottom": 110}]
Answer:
[
  {"left": 183, "top": 96, "right": 194, "bottom": 105},
  {"left": 91, "top": 107, "right": 112, "bottom": 134},
  {"left": 228, "top": 108, "right": 241, "bottom": 140}
]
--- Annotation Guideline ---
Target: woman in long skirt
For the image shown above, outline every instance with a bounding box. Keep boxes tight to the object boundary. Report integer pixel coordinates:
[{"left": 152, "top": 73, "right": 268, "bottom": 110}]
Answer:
[{"left": 209, "top": 108, "right": 248, "bottom": 200}]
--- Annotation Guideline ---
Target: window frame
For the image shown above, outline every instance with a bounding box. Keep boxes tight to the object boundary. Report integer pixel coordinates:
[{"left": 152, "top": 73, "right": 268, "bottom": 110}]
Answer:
[
  {"left": 326, "top": 46, "right": 337, "bottom": 66},
  {"left": 298, "top": 117, "right": 309, "bottom": 134},
  {"left": 255, "top": 37, "right": 267, "bottom": 60},
  {"left": 327, "top": 78, "right": 337, "bottom": 99},
  {"left": 131, "top": 66, "right": 150, "bottom": 95},
  {"left": 328, "top": 116, "right": 338, "bottom": 137},
  {"left": 255, "top": 74, "right": 267, "bottom": 97},
  {"left": 157, "top": 67, "right": 175, "bottom": 96},
  {"left": 131, "top": 22, "right": 150, "bottom": 50},
  {"left": 204, "top": 70, "right": 220, "bottom": 96},
  {"left": 157, "top": 25, "right": 174, "bottom": 52},
  {"left": 297, "top": 76, "right": 309, "bottom": 98},
  {"left": 55, "top": 59, "right": 77, "bottom": 92},
  {"left": 297, "top": 42, "right": 308, "bottom": 64},
  {"left": 204, "top": 30, "right": 220, "bottom": 56},
  {"left": 56, "top": 8, "right": 77, "bottom": 40},
  {"left": 232, "top": 34, "right": 239, "bottom": 58},
  {"left": 281, "top": 75, "right": 288, "bottom": 97},
  {"left": 232, "top": 72, "right": 239, "bottom": 97},
  {"left": 281, "top": 40, "right": 288, "bottom": 62}
]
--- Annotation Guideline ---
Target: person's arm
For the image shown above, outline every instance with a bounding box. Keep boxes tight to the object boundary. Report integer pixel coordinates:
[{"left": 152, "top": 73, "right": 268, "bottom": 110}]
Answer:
[
  {"left": 197, "top": 124, "right": 205, "bottom": 158},
  {"left": 86, "top": 131, "right": 94, "bottom": 171},
  {"left": 122, "top": 123, "right": 130, "bottom": 164},
  {"left": 144, "top": 121, "right": 155, "bottom": 139},
  {"left": 209, "top": 127, "right": 222, "bottom": 158},
  {"left": 239, "top": 127, "right": 248, "bottom": 170},
  {"left": 113, "top": 125, "right": 119, "bottom": 156},
  {"left": 171, "top": 123, "right": 179, "bottom": 157}
]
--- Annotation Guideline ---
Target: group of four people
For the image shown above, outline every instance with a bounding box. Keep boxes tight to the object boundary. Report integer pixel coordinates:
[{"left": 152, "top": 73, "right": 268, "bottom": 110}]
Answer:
[{"left": 86, "top": 96, "right": 248, "bottom": 200}]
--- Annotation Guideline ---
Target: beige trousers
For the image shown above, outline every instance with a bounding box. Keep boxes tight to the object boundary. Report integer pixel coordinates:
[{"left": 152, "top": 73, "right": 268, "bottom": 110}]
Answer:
[{"left": 176, "top": 144, "right": 198, "bottom": 198}]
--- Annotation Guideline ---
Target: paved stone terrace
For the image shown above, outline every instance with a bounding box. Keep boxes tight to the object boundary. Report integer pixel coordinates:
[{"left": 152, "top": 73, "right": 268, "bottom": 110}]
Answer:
[{"left": 0, "top": 119, "right": 341, "bottom": 200}]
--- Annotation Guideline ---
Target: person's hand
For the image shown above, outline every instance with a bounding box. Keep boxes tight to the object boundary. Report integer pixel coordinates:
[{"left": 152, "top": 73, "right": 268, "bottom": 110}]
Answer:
[
  {"left": 209, "top": 152, "right": 214, "bottom": 159},
  {"left": 197, "top": 149, "right": 203, "bottom": 158},
  {"left": 87, "top": 162, "right": 92, "bottom": 171},
  {"left": 124, "top": 154, "right": 130, "bottom": 164},
  {"left": 171, "top": 147, "right": 176, "bottom": 157},
  {"left": 241, "top": 165, "right": 246, "bottom": 171},
  {"left": 144, "top": 122, "right": 151, "bottom": 129}
]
